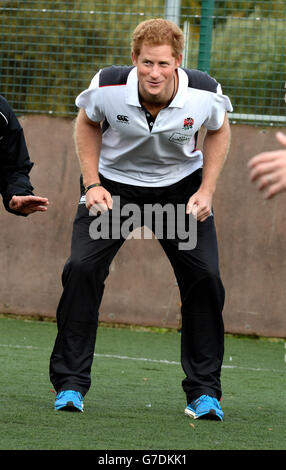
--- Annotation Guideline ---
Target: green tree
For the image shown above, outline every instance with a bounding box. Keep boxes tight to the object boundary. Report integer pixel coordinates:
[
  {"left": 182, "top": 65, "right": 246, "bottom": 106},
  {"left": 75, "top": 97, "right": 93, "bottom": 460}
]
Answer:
[
  {"left": 210, "top": 7, "right": 286, "bottom": 118},
  {"left": 0, "top": 0, "right": 285, "bottom": 120}
]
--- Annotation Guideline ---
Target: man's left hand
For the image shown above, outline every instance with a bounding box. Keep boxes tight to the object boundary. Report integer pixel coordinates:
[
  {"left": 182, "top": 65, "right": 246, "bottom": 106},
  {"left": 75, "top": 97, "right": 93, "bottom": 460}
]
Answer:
[{"left": 186, "top": 190, "right": 213, "bottom": 222}]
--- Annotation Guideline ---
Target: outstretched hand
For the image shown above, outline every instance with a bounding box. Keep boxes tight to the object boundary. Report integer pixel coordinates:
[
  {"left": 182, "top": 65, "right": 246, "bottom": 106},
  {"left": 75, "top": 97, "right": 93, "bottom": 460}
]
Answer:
[
  {"left": 9, "top": 195, "right": 49, "bottom": 215},
  {"left": 248, "top": 132, "right": 286, "bottom": 199}
]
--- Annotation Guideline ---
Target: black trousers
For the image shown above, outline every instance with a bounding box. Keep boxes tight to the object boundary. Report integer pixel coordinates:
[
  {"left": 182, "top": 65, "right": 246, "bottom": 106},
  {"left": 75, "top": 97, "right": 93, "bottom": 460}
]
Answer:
[{"left": 49, "top": 170, "right": 225, "bottom": 403}]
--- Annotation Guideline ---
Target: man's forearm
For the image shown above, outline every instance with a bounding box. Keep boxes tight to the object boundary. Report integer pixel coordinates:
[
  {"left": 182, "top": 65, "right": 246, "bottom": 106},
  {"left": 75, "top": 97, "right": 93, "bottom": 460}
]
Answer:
[
  {"left": 201, "top": 114, "right": 231, "bottom": 195},
  {"left": 74, "top": 109, "right": 102, "bottom": 188}
]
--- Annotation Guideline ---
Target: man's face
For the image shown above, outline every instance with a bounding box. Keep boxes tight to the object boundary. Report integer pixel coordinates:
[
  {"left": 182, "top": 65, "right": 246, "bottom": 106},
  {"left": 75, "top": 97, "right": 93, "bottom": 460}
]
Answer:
[{"left": 131, "top": 43, "right": 182, "bottom": 105}]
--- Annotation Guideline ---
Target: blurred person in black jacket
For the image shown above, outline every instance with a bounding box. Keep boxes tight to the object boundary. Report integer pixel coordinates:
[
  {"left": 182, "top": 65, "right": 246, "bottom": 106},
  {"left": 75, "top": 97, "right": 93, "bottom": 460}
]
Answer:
[{"left": 0, "top": 95, "right": 48, "bottom": 215}]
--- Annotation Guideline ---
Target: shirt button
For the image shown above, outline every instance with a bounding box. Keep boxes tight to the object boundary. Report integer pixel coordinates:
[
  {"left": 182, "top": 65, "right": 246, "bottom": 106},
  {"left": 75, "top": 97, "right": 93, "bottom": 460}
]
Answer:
[{"left": 150, "top": 122, "right": 154, "bottom": 126}]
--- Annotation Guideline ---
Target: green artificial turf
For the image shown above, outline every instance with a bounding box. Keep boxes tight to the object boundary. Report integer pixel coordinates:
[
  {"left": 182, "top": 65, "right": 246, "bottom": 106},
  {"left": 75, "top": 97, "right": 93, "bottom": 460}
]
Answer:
[{"left": 0, "top": 316, "right": 285, "bottom": 450}]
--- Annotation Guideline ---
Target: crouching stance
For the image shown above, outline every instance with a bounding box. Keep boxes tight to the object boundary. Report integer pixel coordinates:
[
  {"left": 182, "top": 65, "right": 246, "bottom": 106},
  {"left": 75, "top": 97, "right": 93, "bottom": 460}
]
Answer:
[{"left": 50, "top": 18, "right": 232, "bottom": 420}]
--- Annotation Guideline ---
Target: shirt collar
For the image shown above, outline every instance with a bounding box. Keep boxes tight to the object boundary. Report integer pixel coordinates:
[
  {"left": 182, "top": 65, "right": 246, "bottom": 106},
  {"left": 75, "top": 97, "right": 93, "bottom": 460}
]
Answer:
[
  {"left": 125, "top": 66, "right": 188, "bottom": 109},
  {"left": 125, "top": 67, "right": 141, "bottom": 107}
]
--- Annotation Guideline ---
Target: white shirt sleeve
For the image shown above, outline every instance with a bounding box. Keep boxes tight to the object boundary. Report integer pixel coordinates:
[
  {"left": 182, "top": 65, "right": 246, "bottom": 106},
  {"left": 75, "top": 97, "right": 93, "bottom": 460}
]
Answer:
[
  {"left": 75, "top": 70, "right": 105, "bottom": 122},
  {"left": 203, "top": 85, "right": 233, "bottom": 130}
]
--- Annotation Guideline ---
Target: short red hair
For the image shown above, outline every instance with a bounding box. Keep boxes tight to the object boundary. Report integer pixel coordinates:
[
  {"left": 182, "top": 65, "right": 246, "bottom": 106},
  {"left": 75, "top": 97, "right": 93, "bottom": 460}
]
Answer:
[{"left": 131, "top": 18, "right": 184, "bottom": 59}]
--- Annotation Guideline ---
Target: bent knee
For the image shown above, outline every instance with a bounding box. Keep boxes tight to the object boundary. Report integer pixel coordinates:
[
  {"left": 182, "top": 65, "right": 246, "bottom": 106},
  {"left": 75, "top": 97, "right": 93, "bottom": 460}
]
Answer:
[{"left": 63, "top": 257, "right": 109, "bottom": 282}]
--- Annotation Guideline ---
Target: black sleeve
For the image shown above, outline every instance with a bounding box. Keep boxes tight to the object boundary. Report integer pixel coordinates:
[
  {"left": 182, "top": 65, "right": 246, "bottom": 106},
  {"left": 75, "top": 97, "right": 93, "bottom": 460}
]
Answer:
[
  {"left": 0, "top": 95, "right": 34, "bottom": 215},
  {"left": 182, "top": 68, "right": 218, "bottom": 93}
]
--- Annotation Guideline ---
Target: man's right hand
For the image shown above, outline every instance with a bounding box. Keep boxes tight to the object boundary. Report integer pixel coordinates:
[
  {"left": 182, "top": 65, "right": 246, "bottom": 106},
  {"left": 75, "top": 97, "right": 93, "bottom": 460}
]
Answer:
[
  {"left": 9, "top": 195, "right": 49, "bottom": 215},
  {"left": 85, "top": 186, "right": 113, "bottom": 215}
]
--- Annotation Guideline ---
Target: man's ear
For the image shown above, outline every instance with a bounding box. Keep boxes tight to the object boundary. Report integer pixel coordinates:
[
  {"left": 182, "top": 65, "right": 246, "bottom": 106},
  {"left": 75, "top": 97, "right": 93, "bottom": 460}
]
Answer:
[
  {"left": 176, "top": 53, "right": 183, "bottom": 68},
  {"left": 131, "top": 51, "right": 137, "bottom": 66}
]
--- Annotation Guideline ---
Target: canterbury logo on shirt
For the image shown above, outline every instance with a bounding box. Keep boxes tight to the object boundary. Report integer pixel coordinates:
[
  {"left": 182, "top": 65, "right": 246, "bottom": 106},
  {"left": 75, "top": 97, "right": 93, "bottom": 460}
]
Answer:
[{"left": 117, "top": 114, "right": 129, "bottom": 123}]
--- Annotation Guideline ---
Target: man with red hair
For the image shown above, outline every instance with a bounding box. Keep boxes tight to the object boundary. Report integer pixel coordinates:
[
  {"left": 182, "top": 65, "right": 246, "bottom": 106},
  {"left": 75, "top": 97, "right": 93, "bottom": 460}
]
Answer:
[{"left": 50, "top": 18, "right": 232, "bottom": 421}]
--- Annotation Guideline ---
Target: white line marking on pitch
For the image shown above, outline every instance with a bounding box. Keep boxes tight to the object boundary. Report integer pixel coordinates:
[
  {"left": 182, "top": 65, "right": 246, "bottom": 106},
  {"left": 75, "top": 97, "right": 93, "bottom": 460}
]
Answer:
[{"left": 0, "top": 343, "right": 283, "bottom": 373}]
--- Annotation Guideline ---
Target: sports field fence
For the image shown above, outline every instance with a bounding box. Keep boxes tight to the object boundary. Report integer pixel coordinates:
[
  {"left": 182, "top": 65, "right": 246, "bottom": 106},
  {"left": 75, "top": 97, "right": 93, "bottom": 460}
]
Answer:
[{"left": 0, "top": 0, "right": 285, "bottom": 125}]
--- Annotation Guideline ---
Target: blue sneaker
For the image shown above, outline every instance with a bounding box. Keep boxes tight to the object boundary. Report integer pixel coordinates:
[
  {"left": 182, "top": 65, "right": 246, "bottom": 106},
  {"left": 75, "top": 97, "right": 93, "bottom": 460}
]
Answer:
[
  {"left": 54, "top": 390, "right": 84, "bottom": 412},
  {"left": 184, "top": 394, "right": 223, "bottom": 421}
]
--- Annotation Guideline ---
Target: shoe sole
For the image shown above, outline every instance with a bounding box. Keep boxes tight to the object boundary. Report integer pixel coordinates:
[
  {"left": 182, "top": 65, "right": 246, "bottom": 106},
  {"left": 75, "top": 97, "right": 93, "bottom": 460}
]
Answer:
[
  {"left": 184, "top": 407, "right": 222, "bottom": 421},
  {"left": 55, "top": 400, "right": 84, "bottom": 412}
]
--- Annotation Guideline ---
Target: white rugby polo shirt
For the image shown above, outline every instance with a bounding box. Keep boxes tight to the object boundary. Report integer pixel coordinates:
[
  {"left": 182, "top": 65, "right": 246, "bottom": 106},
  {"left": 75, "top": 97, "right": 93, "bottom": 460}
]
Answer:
[{"left": 75, "top": 66, "right": 233, "bottom": 187}]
